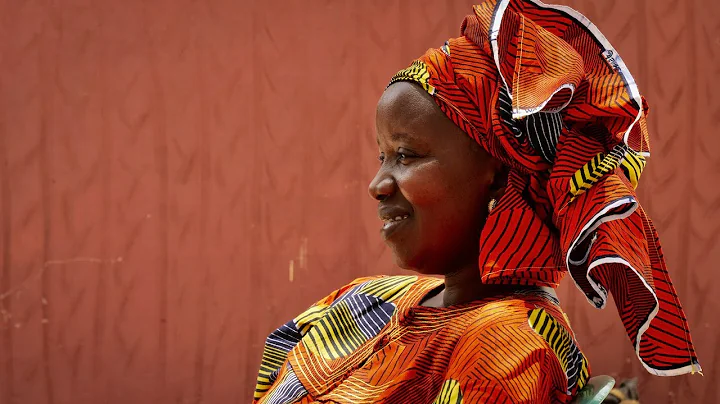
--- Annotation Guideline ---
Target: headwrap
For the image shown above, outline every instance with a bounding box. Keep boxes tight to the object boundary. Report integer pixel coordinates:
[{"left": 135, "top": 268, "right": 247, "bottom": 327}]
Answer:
[{"left": 389, "top": 0, "right": 700, "bottom": 376}]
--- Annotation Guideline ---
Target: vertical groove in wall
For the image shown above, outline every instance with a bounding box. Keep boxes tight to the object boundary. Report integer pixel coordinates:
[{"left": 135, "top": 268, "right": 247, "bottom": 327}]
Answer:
[
  {"left": 0, "top": 71, "right": 15, "bottom": 404},
  {"left": 193, "top": 13, "right": 211, "bottom": 403},
  {"left": 144, "top": 1, "right": 170, "bottom": 397},
  {"left": 38, "top": 9, "right": 56, "bottom": 403},
  {"left": 92, "top": 2, "right": 111, "bottom": 393},
  {"left": 244, "top": 0, "right": 261, "bottom": 395}
]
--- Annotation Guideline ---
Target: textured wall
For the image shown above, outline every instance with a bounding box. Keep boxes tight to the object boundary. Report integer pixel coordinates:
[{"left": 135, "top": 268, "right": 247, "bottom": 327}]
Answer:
[{"left": 0, "top": 0, "right": 717, "bottom": 403}]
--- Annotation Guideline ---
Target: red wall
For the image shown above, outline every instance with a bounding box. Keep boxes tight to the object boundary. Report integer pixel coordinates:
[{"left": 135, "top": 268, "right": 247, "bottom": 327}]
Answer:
[{"left": 0, "top": 0, "right": 717, "bottom": 403}]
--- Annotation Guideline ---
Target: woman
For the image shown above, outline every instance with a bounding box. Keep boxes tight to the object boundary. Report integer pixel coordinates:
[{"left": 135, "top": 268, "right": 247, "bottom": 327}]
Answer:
[{"left": 253, "top": 1, "right": 701, "bottom": 402}]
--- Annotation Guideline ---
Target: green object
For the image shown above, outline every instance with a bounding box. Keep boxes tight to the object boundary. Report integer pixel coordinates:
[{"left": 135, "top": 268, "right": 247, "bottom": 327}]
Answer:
[{"left": 571, "top": 375, "right": 616, "bottom": 404}]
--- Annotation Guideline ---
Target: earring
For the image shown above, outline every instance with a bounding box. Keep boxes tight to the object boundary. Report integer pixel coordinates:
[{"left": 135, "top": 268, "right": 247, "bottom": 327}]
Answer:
[{"left": 488, "top": 198, "right": 497, "bottom": 213}]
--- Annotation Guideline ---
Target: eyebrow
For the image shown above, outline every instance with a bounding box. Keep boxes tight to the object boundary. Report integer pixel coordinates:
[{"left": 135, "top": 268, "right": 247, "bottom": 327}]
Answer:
[
  {"left": 377, "top": 132, "right": 413, "bottom": 146},
  {"left": 390, "top": 132, "right": 414, "bottom": 142}
]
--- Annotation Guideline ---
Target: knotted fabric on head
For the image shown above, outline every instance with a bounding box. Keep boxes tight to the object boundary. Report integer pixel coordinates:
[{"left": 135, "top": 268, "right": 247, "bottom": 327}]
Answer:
[{"left": 389, "top": 0, "right": 700, "bottom": 376}]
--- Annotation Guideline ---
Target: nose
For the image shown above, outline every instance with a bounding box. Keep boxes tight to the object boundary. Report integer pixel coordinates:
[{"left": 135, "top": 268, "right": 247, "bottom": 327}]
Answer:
[{"left": 368, "top": 166, "right": 396, "bottom": 201}]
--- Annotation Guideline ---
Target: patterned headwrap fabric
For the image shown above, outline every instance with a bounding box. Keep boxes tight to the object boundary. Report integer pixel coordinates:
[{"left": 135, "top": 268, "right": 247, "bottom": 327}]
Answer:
[{"left": 389, "top": 0, "right": 700, "bottom": 376}]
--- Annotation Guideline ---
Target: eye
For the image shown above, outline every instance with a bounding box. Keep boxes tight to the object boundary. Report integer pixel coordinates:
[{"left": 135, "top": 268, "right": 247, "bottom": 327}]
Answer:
[
  {"left": 378, "top": 153, "right": 385, "bottom": 164},
  {"left": 396, "top": 148, "right": 417, "bottom": 164}
]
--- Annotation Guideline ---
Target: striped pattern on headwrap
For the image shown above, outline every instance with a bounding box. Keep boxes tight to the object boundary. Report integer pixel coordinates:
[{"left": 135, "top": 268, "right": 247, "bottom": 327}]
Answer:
[{"left": 389, "top": 0, "right": 700, "bottom": 377}]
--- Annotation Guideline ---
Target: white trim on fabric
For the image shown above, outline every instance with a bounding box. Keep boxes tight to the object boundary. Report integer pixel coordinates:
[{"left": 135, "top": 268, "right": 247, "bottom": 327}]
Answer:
[
  {"left": 512, "top": 84, "right": 575, "bottom": 119},
  {"left": 566, "top": 198, "right": 702, "bottom": 376},
  {"left": 566, "top": 196, "right": 637, "bottom": 269},
  {"left": 524, "top": 0, "right": 646, "bottom": 151},
  {"left": 490, "top": 0, "right": 647, "bottom": 153},
  {"left": 647, "top": 363, "right": 703, "bottom": 377},
  {"left": 584, "top": 256, "right": 700, "bottom": 376},
  {"left": 490, "top": 0, "right": 513, "bottom": 97},
  {"left": 490, "top": 0, "right": 577, "bottom": 119},
  {"left": 567, "top": 232, "right": 595, "bottom": 267},
  {"left": 586, "top": 256, "right": 660, "bottom": 372}
]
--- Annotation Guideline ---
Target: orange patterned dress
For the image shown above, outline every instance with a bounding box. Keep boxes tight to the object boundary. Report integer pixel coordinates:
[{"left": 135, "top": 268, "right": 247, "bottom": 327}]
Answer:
[{"left": 253, "top": 276, "right": 588, "bottom": 403}]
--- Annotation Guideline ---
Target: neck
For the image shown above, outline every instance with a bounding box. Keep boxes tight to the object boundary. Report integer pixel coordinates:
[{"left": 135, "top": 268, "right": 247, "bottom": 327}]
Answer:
[
  {"left": 426, "top": 264, "right": 539, "bottom": 308},
  {"left": 441, "top": 265, "right": 503, "bottom": 307}
]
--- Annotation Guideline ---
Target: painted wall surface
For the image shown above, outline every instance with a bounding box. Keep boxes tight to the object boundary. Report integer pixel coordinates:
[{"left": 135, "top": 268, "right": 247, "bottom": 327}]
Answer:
[{"left": 0, "top": 1, "right": 717, "bottom": 403}]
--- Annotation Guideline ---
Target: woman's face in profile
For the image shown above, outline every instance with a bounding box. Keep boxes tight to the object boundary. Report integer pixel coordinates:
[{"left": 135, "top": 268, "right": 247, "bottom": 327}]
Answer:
[{"left": 369, "top": 82, "right": 500, "bottom": 275}]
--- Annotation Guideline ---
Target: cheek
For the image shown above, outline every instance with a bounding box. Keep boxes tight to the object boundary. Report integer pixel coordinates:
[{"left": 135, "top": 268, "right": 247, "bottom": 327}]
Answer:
[
  {"left": 398, "top": 161, "right": 492, "bottom": 244},
  {"left": 395, "top": 161, "right": 449, "bottom": 208},
  {"left": 398, "top": 160, "right": 489, "bottom": 210}
]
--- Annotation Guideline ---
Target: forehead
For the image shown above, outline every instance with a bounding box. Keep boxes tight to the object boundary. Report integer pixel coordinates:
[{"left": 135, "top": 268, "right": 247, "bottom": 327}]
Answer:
[
  {"left": 377, "top": 82, "right": 437, "bottom": 119},
  {"left": 376, "top": 82, "right": 441, "bottom": 140}
]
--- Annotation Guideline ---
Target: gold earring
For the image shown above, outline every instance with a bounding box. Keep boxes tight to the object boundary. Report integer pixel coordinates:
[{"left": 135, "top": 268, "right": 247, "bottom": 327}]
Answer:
[{"left": 488, "top": 198, "right": 497, "bottom": 213}]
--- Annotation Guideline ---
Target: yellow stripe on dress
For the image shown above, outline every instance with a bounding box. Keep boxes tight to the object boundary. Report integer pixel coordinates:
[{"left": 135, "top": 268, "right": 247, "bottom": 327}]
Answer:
[
  {"left": 304, "top": 300, "right": 369, "bottom": 360},
  {"left": 358, "top": 276, "right": 416, "bottom": 302},
  {"left": 294, "top": 304, "right": 327, "bottom": 335},
  {"left": 528, "top": 308, "right": 589, "bottom": 393},
  {"left": 433, "top": 379, "right": 463, "bottom": 404}
]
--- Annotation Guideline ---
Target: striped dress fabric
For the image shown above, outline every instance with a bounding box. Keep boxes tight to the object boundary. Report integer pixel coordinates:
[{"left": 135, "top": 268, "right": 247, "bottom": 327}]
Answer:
[
  {"left": 254, "top": 276, "right": 589, "bottom": 403},
  {"left": 387, "top": 0, "right": 700, "bottom": 377}
]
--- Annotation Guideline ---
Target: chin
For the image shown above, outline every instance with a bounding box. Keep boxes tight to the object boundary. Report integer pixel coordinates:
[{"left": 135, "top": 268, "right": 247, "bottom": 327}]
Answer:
[{"left": 392, "top": 254, "right": 412, "bottom": 270}]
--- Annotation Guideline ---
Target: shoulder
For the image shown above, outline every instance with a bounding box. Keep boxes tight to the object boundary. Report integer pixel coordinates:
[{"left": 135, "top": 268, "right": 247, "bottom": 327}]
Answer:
[
  {"left": 458, "top": 296, "right": 555, "bottom": 352},
  {"left": 452, "top": 294, "right": 589, "bottom": 398},
  {"left": 460, "top": 293, "right": 568, "bottom": 338}
]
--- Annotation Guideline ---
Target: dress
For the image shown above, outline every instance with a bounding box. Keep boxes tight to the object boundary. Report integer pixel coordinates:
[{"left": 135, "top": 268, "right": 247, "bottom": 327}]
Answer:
[{"left": 253, "top": 275, "right": 588, "bottom": 403}]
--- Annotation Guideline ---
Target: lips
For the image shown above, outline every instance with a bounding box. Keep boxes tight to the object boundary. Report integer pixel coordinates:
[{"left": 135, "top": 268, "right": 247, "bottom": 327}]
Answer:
[
  {"left": 378, "top": 206, "right": 412, "bottom": 239},
  {"left": 382, "top": 214, "right": 410, "bottom": 229}
]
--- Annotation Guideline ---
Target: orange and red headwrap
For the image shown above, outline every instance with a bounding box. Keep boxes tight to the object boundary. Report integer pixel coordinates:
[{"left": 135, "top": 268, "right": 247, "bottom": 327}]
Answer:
[{"left": 389, "top": 0, "right": 700, "bottom": 377}]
